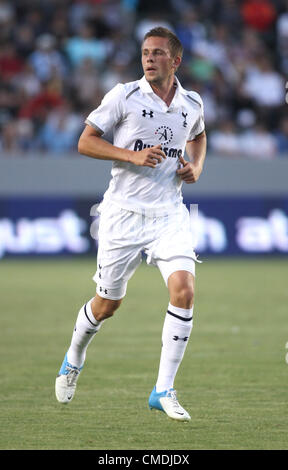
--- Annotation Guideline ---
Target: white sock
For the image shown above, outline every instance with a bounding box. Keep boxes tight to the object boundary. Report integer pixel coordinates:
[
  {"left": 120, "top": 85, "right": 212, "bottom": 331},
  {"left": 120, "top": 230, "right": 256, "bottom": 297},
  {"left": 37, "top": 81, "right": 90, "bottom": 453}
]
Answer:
[
  {"left": 155, "top": 303, "right": 193, "bottom": 393},
  {"left": 67, "top": 299, "right": 103, "bottom": 368}
]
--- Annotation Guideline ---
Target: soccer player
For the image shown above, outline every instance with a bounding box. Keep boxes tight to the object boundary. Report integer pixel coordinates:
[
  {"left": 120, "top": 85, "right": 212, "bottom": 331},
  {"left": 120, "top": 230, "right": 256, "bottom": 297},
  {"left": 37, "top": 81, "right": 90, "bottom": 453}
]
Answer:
[{"left": 55, "top": 27, "right": 206, "bottom": 421}]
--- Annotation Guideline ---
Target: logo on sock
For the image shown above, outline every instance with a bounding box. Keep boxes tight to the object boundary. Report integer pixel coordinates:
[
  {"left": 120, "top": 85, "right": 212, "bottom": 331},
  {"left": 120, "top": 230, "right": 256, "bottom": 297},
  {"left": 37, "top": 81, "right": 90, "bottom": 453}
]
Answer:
[{"left": 173, "top": 335, "right": 189, "bottom": 342}]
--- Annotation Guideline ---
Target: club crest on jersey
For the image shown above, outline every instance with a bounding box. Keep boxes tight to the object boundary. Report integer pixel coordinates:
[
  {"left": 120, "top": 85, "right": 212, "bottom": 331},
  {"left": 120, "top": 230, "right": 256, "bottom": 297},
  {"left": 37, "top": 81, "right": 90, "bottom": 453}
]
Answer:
[
  {"left": 154, "top": 125, "right": 173, "bottom": 145},
  {"left": 182, "top": 112, "right": 188, "bottom": 128},
  {"left": 142, "top": 109, "right": 154, "bottom": 118}
]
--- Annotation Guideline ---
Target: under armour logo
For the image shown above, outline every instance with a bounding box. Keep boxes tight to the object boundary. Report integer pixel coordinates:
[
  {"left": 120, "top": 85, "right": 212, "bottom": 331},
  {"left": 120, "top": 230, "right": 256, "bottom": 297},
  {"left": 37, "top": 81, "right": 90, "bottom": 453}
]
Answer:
[
  {"left": 182, "top": 112, "right": 188, "bottom": 128},
  {"left": 173, "top": 335, "right": 189, "bottom": 341},
  {"left": 99, "top": 286, "right": 108, "bottom": 295},
  {"left": 142, "top": 109, "right": 154, "bottom": 118}
]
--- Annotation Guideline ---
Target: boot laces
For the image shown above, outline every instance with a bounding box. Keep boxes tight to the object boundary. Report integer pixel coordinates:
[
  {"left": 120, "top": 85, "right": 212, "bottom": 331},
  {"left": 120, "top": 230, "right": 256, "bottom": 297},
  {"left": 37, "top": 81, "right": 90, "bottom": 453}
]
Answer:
[
  {"left": 167, "top": 390, "right": 181, "bottom": 410},
  {"left": 66, "top": 367, "right": 80, "bottom": 385}
]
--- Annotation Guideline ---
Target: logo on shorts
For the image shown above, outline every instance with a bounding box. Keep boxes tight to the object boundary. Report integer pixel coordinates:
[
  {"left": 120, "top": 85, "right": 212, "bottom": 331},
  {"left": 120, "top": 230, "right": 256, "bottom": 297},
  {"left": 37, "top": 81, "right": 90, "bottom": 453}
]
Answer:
[
  {"left": 155, "top": 125, "right": 173, "bottom": 145},
  {"left": 98, "top": 263, "right": 102, "bottom": 279},
  {"left": 99, "top": 286, "right": 108, "bottom": 295}
]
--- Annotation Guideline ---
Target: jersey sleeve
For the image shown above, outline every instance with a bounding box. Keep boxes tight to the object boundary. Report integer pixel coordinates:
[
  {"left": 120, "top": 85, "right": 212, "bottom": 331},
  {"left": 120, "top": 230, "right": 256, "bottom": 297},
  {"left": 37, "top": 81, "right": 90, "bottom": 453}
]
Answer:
[
  {"left": 85, "top": 83, "right": 126, "bottom": 135},
  {"left": 187, "top": 93, "right": 205, "bottom": 141}
]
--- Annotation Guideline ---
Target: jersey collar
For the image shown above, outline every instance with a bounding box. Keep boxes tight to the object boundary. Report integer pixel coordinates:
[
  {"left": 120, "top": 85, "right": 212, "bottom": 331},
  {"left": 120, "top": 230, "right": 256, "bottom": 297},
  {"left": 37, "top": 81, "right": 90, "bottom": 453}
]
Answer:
[
  {"left": 139, "top": 75, "right": 186, "bottom": 111},
  {"left": 139, "top": 75, "right": 186, "bottom": 96}
]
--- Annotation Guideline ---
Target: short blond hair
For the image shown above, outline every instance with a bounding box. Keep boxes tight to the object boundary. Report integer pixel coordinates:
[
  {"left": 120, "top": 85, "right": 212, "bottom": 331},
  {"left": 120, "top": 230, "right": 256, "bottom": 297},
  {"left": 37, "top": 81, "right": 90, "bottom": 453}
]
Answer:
[{"left": 143, "top": 27, "right": 183, "bottom": 58}]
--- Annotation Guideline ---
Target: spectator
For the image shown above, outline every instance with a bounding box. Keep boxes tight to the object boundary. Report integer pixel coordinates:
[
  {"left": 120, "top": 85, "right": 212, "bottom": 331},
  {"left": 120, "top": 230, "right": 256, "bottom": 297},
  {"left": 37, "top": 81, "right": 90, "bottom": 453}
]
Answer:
[
  {"left": 175, "top": 8, "right": 206, "bottom": 59},
  {"left": 65, "top": 23, "right": 108, "bottom": 68},
  {"left": 187, "top": 52, "right": 216, "bottom": 84},
  {"left": 241, "top": 0, "right": 276, "bottom": 32},
  {"left": 100, "top": 61, "right": 135, "bottom": 93},
  {"left": 12, "top": 63, "right": 41, "bottom": 100},
  {"left": 0, "top": 120, "right": 18, "bottom": 153},
  {"left": 241, "top": 55, "right": 285, "bottom": 108},
  {"left": 68, "top": 0, "right": 92, "bottom": 34},
  {"left": 36, "top": 102, "right": 83, "bottom": 154},
  {"left": 0, "top": 0, "right": 15, "bottom": 39},
  {"left": 274, "top": 116, "right": 288, "bottom": 156},
  {"left": 72, "top": 58, "right": 102, "bottom": 109},
  {"left": 209, "top": 120, "right": 241, "bottom": 157},
  {"left": 0, "top": 82, "right": 21, "bottom": 123},
  {"left": 276, "top": 1, "right": 288, "bottom": 73},
  {"left": 240, "top": 122, "right": 277, "bottom": 159},
  {"left": 0, "top": 42, "right": 24, "bottom": 82},
  {"left": 134, "top": 12, "right": 174, "bottom": 42},
  {"left": 214, "top": 0, "right": 243, "bottom": 33},
  {"left": 104, "top": 29, "right": 138, "bottom": 69},
  {"left": 192, "top": 24, "right": 237, "bottom": 82},
  {"left": 0, "top": 118, "right": 34, "bottom": 153},
  {"left": 13, "top": 23, "right": 36, "bottom": 59},
  {"left": 16, "top": 6, "right": 47, "bottom": 39},
  {"left": 18, "top": 78, "right": 65, "bottom": 131},
  {"left": 0, "top": 0, "right": 287, "bottom": 158},
  {"left": 49, "top": 6, "right": 71, "bottom": 45},
  {"left": 29, "top": 33, "right": 67, "bottom": 83}
]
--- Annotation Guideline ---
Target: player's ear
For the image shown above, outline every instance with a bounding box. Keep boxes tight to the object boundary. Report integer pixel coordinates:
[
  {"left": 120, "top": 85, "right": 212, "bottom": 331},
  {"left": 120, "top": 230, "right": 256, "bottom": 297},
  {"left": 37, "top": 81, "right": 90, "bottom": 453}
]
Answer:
[{"left": 173, "top": 55, "right": 181, "bottom": 71}]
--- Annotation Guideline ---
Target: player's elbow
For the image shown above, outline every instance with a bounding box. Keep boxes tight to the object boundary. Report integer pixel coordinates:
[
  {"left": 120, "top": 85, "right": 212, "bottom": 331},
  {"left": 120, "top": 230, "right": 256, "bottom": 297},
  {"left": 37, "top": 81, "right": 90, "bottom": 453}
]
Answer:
[
  {"left": 78, "top": 134, "right": 91, "bottom": 157},
  {"left": 78, "top": 135, "right": 85, "bottom": 155}
]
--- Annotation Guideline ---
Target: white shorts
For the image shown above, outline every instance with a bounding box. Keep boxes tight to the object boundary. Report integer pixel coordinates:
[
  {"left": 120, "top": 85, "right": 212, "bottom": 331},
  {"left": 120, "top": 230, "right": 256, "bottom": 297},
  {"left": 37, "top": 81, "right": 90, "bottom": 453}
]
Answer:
[{"left": 93, "top": 201, "right": 198, "bottom": 300}]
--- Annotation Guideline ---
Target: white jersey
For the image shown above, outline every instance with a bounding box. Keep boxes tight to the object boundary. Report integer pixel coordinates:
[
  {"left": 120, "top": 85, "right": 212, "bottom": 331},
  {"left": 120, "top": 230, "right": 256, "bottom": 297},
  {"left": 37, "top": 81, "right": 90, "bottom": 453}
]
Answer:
[{"left": 85, "top": 75, "right": 205, "bottom": 215}]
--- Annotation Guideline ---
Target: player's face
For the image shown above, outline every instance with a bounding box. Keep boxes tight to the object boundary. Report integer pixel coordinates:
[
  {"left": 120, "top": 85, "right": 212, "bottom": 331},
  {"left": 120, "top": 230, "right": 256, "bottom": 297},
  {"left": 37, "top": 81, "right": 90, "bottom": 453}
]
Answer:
[{"left": 141, "top": 36, "right": 179, "bottom": 85}]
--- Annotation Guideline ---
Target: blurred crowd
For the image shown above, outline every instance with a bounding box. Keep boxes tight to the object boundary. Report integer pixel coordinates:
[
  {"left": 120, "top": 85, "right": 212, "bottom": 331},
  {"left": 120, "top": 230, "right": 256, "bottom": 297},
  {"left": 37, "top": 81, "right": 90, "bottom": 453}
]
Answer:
[{"left": 1, "top": 0, "right": 288, "bottom": 159}]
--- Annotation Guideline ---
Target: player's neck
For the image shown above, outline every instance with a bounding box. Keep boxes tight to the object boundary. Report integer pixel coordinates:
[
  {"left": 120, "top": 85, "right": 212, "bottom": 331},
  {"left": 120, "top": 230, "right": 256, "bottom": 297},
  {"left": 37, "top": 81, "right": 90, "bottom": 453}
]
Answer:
[{"left": 150, "top": 75, "right": 177, "bottom": 107}]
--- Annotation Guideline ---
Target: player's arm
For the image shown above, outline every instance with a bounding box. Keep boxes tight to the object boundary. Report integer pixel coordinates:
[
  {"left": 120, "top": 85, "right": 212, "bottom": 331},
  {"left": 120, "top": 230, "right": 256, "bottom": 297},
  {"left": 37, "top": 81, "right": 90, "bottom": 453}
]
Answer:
[
  {"left": 78, "top": 124, "right": 166, "bottom": 168},
  {"left": 176, "top": 130, "right": 207, "bottom": 183}
]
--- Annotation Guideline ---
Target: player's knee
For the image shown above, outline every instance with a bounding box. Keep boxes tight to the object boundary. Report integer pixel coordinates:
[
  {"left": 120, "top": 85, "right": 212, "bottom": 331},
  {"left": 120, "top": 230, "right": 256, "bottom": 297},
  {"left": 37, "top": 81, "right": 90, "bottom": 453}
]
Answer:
[
  {"left": 170, "top": 284, "right": 194, "bottom": 309},
  {"left": 91, "top": 297, "right": 122, "bottom": 321},
  {"left": 168, "top": 272, "right": 194, "bottom": 308},
  {"left": 178, "top": 286, "right": 194, "bottom": 308}
]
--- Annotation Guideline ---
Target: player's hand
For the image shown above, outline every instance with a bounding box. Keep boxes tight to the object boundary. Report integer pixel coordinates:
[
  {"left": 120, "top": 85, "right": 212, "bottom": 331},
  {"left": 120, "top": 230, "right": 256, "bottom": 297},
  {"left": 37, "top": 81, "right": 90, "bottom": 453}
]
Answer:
[
  {"left": 129, "top": 144, "right": 166, "bottom": 168},
  {"left": 176, "top": 156, "right": 202, "bottom": 183}
]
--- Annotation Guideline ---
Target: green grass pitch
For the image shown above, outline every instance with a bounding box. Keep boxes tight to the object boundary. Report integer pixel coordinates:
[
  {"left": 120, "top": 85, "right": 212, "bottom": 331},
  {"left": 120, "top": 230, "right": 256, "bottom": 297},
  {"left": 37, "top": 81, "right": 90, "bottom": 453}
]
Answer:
[{"left": 0, "top": 257, "right": 287, "bottom": 450}]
